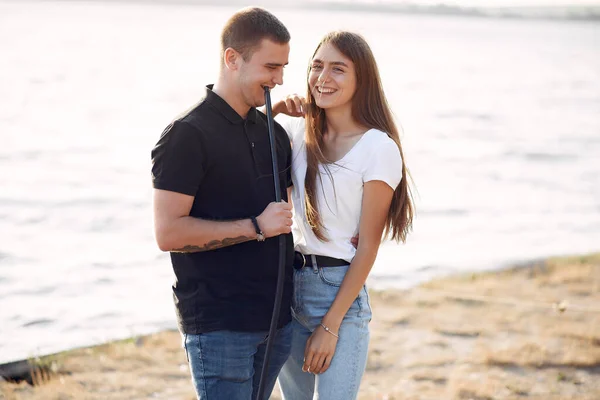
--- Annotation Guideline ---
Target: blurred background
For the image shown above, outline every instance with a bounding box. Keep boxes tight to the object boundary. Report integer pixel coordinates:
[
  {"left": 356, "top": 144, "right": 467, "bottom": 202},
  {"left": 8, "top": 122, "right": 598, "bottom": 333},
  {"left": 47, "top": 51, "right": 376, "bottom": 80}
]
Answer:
[{"left": 1, "top": 0, "right": 599, "bottom": 365}]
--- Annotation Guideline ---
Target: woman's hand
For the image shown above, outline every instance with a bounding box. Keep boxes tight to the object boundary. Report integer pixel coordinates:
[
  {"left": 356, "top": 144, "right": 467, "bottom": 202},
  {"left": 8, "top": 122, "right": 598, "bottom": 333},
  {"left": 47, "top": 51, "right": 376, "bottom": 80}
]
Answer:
[
  {"left": 274, "top": 93, "right": 307, "bottom": 118},
  {"left": 302, "top": 324, "right": 339, "bottom": 374}
]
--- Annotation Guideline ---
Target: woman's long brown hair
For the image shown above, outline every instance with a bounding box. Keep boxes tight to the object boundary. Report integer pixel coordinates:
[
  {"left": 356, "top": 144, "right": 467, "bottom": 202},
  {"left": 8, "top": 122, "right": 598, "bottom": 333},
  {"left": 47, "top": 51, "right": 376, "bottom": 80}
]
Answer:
[{"left": 304, "top": 31, "right": 414, "bottom": 243}]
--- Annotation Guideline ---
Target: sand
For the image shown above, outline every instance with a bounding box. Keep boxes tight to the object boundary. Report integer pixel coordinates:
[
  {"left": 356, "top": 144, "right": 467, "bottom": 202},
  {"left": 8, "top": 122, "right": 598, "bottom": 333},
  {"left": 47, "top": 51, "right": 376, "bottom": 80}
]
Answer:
[{"left": 1, "top": 253, "right": 599, "bottom": 400}]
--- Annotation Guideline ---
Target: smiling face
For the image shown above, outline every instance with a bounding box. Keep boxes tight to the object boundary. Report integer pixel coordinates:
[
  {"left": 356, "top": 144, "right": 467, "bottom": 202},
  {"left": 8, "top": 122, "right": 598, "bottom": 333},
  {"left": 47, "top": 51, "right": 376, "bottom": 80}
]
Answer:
[
  {"left": 236, "top": 38, "right": 290, "bottom": 108},
  {"left": 308, "top": 43, "right": 357, "bottom": 112}
]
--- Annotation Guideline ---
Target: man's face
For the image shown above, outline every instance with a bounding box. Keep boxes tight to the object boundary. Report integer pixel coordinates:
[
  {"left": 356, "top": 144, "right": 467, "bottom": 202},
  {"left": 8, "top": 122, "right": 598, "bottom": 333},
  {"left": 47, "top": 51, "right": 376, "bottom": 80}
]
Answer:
[{"left": 237, "top": 39, "right": 290, "bottom": 108}]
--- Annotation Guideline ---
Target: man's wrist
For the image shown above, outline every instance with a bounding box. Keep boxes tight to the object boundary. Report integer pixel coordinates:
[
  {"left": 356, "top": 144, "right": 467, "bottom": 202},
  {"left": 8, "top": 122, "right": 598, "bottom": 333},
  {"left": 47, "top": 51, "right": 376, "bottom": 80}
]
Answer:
[
  {"left": 250, "top": 216, "right": 266, "bottom": 241},
  {"left": 237, "top": 218, "right": 255, "bottom": 239}
]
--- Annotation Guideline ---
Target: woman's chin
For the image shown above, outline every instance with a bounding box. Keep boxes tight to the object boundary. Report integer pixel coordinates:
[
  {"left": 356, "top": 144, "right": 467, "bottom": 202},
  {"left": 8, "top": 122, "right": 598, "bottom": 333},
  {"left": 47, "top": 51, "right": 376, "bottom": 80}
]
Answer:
[{"left": 314, "top": 99, "right": 335, "bottom": 109}]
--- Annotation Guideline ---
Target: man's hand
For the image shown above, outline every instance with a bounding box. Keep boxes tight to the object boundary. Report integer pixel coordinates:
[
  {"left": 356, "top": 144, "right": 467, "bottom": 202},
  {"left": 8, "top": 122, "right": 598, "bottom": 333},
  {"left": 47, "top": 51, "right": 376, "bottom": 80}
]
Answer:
[
  {"left": 256, "top": 201, "right": 293, "bottom": 238},
  {"left": 273, "top": 94, "right": 307, "bottom": 118},
  {"left": 351, "top": 234, "right": 359, "bottom": 249},
  {"left": 302, "top": 325, "right": 339, "bottom": 375}
]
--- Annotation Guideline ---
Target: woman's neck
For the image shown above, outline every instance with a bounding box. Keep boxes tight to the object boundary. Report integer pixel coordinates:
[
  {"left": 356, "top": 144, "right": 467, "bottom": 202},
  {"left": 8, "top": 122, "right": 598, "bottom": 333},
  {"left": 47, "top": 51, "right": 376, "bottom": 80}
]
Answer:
[{"left": 324, "top": 105, "right": 366, "bottom": 137}]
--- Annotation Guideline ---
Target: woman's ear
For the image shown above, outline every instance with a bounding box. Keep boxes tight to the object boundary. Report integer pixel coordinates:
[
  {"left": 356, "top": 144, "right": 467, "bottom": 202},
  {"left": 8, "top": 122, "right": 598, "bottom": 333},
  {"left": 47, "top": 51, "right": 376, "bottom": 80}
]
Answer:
[{"left": 223, "top": 48, "right": 240, "bottom": 71}]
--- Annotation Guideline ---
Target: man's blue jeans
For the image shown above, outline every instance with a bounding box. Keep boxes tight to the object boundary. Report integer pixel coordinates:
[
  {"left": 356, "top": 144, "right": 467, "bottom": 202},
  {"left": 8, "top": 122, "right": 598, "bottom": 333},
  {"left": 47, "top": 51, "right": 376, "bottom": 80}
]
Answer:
[{"left": 183, "top": 322, "right": 292, "bottom": 400}]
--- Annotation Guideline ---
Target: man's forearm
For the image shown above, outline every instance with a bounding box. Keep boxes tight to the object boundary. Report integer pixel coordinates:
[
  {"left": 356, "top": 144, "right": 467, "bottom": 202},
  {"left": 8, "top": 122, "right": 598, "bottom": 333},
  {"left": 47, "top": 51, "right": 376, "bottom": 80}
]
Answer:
[{"left": 161, "top": 216, "right": 256, "bottom": 253}]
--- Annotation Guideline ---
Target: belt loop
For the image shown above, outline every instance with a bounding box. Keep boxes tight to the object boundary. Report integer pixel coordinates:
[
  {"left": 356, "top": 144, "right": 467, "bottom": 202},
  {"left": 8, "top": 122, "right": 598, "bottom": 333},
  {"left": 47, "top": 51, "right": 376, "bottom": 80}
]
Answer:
[{"left": 311, "top": 255, "right": 318, "bottom": 273}]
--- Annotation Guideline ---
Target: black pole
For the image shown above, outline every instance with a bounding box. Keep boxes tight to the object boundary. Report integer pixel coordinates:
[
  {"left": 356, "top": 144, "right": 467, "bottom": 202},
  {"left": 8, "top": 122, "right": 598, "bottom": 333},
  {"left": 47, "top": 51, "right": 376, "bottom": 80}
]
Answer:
[{"left": 256, "top": 86, "right": 287, "bottom": 400}]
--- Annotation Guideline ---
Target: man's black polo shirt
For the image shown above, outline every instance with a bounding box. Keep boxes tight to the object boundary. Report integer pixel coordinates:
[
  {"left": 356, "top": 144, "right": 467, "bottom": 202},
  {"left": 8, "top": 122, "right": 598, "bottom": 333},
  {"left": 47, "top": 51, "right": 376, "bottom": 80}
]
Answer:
[{"left": 151, "top": 85, "right": 294, "bottom": 334}]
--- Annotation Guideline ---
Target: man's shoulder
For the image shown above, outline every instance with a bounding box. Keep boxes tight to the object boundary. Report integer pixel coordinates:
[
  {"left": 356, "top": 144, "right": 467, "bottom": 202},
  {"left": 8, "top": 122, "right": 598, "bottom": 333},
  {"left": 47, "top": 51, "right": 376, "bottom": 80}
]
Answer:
[
  {"left": 156, "top": 101, "right": 216, "bottom": 149},
  {"left": 174, "top": 100, "right": 216, "bottom": 131}
]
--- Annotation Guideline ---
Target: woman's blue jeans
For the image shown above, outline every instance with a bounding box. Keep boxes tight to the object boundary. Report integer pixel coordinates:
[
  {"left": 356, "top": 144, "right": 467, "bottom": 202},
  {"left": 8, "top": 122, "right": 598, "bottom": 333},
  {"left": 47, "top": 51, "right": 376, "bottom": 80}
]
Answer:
[{"left": 278, "top": 263, "right": 372, "bottom": 400}]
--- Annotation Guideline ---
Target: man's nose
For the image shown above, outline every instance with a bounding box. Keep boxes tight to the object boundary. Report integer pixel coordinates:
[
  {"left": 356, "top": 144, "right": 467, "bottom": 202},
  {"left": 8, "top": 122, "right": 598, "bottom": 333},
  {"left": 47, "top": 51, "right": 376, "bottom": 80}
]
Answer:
[{"left": 273, "top": 69, "right": 284, "bottom": 86}]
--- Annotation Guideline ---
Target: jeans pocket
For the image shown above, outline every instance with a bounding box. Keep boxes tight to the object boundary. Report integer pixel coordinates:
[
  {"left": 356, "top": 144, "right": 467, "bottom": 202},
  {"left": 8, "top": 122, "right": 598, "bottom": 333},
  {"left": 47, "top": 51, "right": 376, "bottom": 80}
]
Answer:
[
  {"left": 318, "top": 265, "right": 350, "bottom": 287},
  {"left": 361, "top": 286, "right": 373, "bottom": 322},
  {"left": 182, "top": 333, "right": 189, "bottom": 363},
  {"left": 318, "top": 265, "right": 365, "bottom": 317}
]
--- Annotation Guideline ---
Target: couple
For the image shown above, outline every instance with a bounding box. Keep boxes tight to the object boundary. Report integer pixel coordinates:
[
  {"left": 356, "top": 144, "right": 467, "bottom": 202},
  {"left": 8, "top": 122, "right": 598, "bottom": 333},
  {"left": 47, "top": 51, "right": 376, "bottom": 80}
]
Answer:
[{"left": 151, "top": 7, "right": 413, "bottom": 400}]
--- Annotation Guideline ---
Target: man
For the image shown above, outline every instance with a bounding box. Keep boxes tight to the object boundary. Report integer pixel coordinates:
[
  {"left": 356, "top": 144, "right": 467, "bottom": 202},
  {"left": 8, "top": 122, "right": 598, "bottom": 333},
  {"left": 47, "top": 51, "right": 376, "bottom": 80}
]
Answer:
[{"left": 151, "top": 8, "right": 294, "bottom": 399}]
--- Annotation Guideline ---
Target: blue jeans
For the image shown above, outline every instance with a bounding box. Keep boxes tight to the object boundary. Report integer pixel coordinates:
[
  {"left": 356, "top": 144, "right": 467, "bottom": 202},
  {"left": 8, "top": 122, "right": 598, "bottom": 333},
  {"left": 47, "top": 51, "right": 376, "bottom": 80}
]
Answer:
[
  {"left": 182, "top": 322, "right": 292, "bottom": 400},
  {"left": 278, "top": 264, "right": 372, "bottom": 400}
]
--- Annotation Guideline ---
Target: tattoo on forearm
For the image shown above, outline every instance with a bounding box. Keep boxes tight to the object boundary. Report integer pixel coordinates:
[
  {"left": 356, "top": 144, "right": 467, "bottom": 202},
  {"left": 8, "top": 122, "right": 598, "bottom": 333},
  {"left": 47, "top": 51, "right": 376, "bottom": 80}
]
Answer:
[{"left": 171, "top": 236, "right": 251, "bottom": 253}]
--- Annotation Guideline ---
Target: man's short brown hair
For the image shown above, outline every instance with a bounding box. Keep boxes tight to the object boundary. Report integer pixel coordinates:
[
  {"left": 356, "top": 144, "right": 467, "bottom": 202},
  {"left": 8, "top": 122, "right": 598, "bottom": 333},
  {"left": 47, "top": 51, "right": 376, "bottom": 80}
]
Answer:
[{"left": 221, "top": 7, "right": 290, "bottom": 62}]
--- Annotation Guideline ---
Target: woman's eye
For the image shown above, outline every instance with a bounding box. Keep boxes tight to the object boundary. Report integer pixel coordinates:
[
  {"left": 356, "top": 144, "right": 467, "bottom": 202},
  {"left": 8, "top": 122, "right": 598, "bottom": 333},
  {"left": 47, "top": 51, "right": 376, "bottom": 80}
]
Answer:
[{"left": 311, "top": 65, "right": 323, "bottom": 70}]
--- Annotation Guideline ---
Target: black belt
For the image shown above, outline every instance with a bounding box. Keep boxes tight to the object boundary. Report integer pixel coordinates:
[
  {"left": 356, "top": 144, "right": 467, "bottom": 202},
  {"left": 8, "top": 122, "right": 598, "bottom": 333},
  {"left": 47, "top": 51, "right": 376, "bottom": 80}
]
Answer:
[{"left": 293, "top": 251, "right": 348, "bottom": 270}]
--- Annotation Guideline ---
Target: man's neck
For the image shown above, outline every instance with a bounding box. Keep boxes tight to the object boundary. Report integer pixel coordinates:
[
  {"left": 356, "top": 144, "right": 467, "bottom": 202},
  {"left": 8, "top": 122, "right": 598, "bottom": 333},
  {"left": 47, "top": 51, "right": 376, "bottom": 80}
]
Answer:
[{"left": 212, "top": 77, "right": 251, "bottom": 119}]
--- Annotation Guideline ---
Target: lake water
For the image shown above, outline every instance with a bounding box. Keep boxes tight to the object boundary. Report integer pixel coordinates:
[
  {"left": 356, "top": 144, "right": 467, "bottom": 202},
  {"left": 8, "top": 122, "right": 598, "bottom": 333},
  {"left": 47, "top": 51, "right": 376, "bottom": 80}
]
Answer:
[{"left": 1, "top": 0, "right": 599, "bottom": 364}]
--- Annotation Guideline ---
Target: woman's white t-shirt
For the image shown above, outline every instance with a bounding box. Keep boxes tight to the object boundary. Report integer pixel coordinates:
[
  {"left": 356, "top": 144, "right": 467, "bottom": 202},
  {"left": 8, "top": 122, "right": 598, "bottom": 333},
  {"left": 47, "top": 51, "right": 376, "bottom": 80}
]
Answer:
[{"left": 279, "top": 117, "right": 404, "bottom": 263}]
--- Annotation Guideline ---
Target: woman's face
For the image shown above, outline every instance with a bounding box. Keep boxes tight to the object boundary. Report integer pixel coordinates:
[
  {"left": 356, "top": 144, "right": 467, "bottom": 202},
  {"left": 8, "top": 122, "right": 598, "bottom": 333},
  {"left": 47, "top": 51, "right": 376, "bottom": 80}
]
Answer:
[{"left": 308, "top": 43, "right": 357, "bottom": 111}]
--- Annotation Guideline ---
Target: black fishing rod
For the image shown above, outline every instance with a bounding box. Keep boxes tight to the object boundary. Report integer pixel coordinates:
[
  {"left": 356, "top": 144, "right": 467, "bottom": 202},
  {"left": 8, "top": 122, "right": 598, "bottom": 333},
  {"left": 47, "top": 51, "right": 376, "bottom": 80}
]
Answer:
[{"left": 256, "top": 86, "right": 287, "bottom": 400}]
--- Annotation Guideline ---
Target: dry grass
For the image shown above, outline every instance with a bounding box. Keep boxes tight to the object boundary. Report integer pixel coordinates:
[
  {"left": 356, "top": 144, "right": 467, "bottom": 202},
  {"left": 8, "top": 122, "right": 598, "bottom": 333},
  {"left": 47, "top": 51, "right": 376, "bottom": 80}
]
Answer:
[
  {"left": 0, "top": 335, "right": 194, "bottom": 400},
  {"left": 2, "top": 253, "right": 599, "bottom": 400}
]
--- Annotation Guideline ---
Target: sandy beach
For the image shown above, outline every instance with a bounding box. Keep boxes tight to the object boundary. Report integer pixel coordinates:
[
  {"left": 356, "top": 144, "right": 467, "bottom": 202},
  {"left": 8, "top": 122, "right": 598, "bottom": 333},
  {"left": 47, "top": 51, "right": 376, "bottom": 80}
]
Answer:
[{"left": 1, "top": 253, "right": 599, "bottom": 400}]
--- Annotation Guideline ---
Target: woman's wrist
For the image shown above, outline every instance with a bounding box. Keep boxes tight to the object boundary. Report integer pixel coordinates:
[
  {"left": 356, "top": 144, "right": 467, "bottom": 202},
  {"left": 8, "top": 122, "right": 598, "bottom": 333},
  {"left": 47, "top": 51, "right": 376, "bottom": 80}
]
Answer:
[
  {"left": 319, "top": 322, "right": 339, "bottom": 338},
  {"left": 321, "top": 313, "right": 343, "bottom": 331}
]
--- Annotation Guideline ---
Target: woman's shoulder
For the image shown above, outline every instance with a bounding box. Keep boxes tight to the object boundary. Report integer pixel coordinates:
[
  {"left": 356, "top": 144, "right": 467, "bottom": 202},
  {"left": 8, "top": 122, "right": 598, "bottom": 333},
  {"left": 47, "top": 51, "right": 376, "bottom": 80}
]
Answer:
[
  {"left": 359, "top": 129, "right": 402, "bottom": 165},
  {"left": 275, "top": 116, "right": 305, "bottom": 141},
  {"left": 359, "top": 129, "right": 403, "bottom": 185},
  {"left": 275, "top": 117, "right": 305, "bottom": 150},
  {"left": 362, "top": 129, "right": 398, "bottom": 150}
]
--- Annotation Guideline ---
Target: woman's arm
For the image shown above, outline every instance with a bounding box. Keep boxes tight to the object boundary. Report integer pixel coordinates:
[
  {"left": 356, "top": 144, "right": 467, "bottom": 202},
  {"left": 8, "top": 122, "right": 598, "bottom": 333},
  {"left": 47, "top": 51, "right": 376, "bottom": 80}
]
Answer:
[
  {"left": 322, "top": 180, "right": 393, "bottom": 326},
  {"left": 302, "top": 180, "right": 394, "bottom": 374}
]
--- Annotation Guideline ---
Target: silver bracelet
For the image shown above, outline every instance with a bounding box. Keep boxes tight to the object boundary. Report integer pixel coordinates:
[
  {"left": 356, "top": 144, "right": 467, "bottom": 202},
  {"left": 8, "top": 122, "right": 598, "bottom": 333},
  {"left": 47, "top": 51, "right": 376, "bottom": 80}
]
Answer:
[{"left": 319, "top": 323, "right": 339, "bottom": 338}]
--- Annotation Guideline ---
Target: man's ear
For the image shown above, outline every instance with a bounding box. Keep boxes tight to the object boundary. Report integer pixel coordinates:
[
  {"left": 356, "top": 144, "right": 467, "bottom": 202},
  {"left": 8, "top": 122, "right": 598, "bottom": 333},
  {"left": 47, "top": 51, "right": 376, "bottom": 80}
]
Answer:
[{"left": 223, "top": 48, "right": 240, "bottom": 71}]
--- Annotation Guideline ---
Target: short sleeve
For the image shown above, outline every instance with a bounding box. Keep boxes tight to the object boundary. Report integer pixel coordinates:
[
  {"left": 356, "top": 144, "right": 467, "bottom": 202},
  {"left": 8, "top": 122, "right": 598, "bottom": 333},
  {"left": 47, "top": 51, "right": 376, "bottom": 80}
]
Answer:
[
  {"left": 276, "top": 115, "right": 305, "bottom": 147},
  {"left": 276, "top": 116, "right": 305, "bottom": 189},
  {"left": 363, "top": 136, "right": 403, "bottom": 190},
  {"left": 286, "top": 148, "right": 293, "bottom": 188},
  {"left": 151, "top": 121, "right": 205, "bottom": 196}
]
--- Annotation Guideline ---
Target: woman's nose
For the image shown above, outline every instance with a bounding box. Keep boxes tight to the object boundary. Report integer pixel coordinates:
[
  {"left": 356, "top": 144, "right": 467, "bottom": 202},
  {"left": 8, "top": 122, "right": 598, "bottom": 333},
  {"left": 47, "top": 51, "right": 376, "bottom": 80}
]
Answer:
[{"left": 318, "top": 69, "right": 330, "bottom": 84}]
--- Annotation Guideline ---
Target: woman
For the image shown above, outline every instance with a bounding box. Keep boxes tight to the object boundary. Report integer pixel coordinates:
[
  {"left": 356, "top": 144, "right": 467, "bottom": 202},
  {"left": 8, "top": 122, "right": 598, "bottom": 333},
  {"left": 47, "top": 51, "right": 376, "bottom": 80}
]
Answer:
[{"left": 272, "top": 31, "right": 414, "bottom": 399}]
